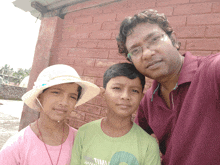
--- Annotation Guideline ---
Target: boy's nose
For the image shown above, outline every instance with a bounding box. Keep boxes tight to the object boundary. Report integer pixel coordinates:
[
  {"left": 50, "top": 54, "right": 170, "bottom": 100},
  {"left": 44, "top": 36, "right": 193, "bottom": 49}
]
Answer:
[{"left": 121, "top": 91, "right": 130, "bottom": 100}]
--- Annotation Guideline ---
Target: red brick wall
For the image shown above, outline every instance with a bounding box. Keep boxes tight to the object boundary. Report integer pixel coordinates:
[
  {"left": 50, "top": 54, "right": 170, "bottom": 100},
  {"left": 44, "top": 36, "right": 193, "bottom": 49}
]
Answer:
[{"left": 46, "top": 0, "right": 220, "bottom": 128}]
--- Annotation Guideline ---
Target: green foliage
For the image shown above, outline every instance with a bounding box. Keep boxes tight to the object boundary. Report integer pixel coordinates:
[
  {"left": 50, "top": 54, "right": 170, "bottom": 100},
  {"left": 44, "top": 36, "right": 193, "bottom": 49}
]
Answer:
[
  {"left": 0, "top": 65, "right": 31, "bottom": 85},
  {"left": 13, "top": 68, "right": 31, "bottom": 84}
]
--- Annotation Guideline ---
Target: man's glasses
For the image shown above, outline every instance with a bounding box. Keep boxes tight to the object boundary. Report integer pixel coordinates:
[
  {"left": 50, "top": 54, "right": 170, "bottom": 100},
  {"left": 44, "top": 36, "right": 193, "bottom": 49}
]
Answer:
[{"left": 127, "top": 33, "right": 166, "bottom": 59}]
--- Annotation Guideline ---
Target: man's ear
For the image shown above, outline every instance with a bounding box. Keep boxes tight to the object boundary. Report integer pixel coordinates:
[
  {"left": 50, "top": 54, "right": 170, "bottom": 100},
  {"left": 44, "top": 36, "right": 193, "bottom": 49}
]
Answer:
[{"left": 100, "top": 87, "right": 106, "bottom": 97}]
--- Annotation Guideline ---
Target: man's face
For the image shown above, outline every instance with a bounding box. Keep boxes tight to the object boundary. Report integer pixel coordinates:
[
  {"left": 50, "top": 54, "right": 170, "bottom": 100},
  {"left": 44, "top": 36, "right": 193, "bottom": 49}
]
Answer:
[
  {"left": 103, "top": 76, "right": 143, "bottom": 118},
  {"left": 126, "top": 23, "right": 182, "bottom": 81}
]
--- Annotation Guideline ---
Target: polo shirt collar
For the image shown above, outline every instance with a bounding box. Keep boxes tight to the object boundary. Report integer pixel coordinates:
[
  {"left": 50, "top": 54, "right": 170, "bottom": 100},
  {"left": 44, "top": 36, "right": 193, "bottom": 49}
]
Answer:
[{"left": 150, "top": 51, "right": 198, "bottom": 101}]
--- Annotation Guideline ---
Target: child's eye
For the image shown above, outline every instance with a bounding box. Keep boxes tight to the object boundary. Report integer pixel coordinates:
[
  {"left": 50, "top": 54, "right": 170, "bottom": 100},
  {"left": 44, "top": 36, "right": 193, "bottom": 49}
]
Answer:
[
  {"left": 132, "top": 89, "right": 139, "bottom": 93},
  {"left": 52, "top": 91, "right": 59, "bottom": 94},
  {"left": 112, "top": 87, "right": 120, "bottom": 90},
  {"left": 70, "top": 96, "right": 77, "bottom": 100}
]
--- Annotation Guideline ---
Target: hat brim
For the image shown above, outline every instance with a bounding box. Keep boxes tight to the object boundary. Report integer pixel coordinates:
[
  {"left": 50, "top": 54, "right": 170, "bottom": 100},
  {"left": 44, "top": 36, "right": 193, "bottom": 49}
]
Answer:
[{"left": 22, "top": 78, "right": 100, "bottom": 111}]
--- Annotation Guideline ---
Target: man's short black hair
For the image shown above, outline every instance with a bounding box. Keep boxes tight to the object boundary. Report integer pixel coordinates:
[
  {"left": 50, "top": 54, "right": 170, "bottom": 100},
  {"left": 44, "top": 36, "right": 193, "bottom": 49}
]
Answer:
[{"left": 103, "top": 63, "right": 145, "bottom": 91}]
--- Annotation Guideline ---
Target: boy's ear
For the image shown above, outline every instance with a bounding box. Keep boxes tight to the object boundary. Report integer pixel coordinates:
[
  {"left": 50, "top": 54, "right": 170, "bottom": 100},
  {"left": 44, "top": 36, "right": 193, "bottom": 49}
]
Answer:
[{"left": 100, "top": 87, "right": 106, "bottom": 97}]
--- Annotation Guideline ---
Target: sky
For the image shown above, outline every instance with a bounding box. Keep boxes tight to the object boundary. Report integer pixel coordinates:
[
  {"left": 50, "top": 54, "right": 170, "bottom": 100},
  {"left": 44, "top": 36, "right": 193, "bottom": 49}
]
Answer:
[{"left": 0, "top": 1, "right": 41, "bottom": 71}]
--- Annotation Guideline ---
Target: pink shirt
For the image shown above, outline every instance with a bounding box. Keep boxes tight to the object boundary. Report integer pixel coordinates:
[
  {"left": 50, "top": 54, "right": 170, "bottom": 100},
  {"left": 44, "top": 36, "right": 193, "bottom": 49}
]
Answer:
[
  {"left": 0, "top": 125, "right": 77, "bottom": 165},
  {"left": 135, "top": 52, "right": 220, "bottom": 165}
]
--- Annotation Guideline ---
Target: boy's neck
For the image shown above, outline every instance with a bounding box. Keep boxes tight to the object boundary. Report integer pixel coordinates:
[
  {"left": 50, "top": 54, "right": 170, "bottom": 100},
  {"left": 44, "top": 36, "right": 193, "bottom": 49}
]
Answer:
[{"left": 101, "top": 116, "right": 133, "bottom": 137}]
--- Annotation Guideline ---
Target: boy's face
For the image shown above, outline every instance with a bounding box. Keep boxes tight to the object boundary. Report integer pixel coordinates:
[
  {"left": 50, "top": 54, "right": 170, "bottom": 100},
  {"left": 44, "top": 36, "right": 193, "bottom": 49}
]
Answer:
[
  {"left": 102, "top": 76, "right": 143, "bottom": 118},
  {"left": 38, "top": 83, "right": 79, "bottom": 121}
]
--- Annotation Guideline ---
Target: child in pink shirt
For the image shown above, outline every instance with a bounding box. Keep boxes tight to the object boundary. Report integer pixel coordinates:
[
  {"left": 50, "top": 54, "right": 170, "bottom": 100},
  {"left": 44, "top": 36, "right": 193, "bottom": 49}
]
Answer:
[{"left": 0, "top": 64, "right": 100, "bottom": 165}]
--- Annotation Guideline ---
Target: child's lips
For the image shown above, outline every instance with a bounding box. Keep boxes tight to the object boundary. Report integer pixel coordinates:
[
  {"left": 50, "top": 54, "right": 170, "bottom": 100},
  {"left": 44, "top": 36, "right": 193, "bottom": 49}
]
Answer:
[
  {"left": 117, "top": 104, "right": 131, "bottom": 108},
  {"left": 54, "top": 108, "right": 67, "bottom": 113}
]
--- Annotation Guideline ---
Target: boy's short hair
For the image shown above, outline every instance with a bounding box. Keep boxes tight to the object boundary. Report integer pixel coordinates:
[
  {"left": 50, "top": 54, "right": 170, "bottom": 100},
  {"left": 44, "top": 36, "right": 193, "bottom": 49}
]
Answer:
[{"left": 103, "top": 63, "right": 145, "bottom": 91}]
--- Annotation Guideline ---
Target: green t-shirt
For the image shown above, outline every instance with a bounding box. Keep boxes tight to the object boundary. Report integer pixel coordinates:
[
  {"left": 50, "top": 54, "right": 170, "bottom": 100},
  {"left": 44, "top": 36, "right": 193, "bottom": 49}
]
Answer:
[{"left": 71, "top": 119, "right": 161, "bottom": 165}]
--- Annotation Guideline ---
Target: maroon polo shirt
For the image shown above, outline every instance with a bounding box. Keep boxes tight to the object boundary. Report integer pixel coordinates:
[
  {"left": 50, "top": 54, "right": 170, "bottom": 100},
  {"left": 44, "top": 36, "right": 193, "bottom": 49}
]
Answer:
[{"left": 135, "top": 52, "right": 220, "bottom": 165}]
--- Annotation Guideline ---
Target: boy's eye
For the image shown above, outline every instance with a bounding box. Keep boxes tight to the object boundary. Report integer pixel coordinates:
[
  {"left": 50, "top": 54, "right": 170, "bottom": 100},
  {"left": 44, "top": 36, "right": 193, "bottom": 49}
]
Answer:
[
  {"left": 70, "top": 96, "right": 77, "bottom": 100},
  {"left": 132, "top": 89, "right": 139, "bottom": 93},
  {"left": 112, "top": 87, "right": 120, "bottom": 90}
]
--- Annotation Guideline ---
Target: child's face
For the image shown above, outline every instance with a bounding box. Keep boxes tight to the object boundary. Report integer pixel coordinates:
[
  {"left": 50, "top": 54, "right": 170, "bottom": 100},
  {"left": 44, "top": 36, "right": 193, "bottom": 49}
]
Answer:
[
  {"left": 38, "top": 83, "right": 79, "bottom": 121},
  {"left": 103, "top": 76, "right": 143, "bottom": 118}
]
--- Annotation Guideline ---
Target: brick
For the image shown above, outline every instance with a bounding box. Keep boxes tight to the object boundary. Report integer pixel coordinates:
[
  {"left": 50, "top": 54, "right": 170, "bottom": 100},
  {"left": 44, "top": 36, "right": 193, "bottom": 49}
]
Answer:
[
  {"left": 187, "top": 13, "right": 220, "bottom": 25},
  {"left": 205, "top": 25, "right": 220, "bottom": 37},
  {"left": 50, "top": 56, "right": 75, "bottom": 65},
  {"left": 73, "top": 58, "right": 95, "bottom": 67},
  {"left": 108, "top": 50, "right": 126, "bottom": 60},
  {"left": 69, "top": 33, "right": 89, "bottom": 39},
  {"left": 77, "top": 40, "right": 98, "bottom": 48},
  {"left": 127, "top": 2, "right": 156, "bottom": 10},
  {"left": 68, "top": 48, "right": 109, "bottom": 58},
  {"left": 84, "top": 67, "right": 107, "bottom": 78},
  {"left": 174, "top": 26, "right": 206, "bottom": 38},
  {"left": 64, "top": 11, "right": 82, "bottom": 20},
  {"left": 102, "top": 22, "right": 120, "bottom": 31},
  {"left": 89, "top": 30, "right": 112, "bottom": 40},
  {"left": 68, "top": 118, "right": 86, "bottom": 129},
  {"left": 76, "top": 23, "right": 102, "bottom": 33},
  {"left": 102, "top": 1, "right": 128, "bottom": 14},
  {"left": 81, "top": 76, "right": 96, "bottom": 84},
  {"left": 58, "top": 39, "right": 78, "bottom": 48},
  {"left": 167, "top": 16, "right": 187, "bottom": 26},
  {"left": 50, "top": 48, "right": 69, "bottom": 60},
  {"left": 100, "top": 107, "right": 107, "bottom": 117},
  {"left": 93, "top": 13, "right": 116, "bottom": 23},
  {"left": 178, "top": 39, "right": 187, "bottom": 50},
  {"left": 189, "top": 51, "right": 212, "bottom": 56},
  {"left": 62, "top": 24, "right": 80, "bottom": 33},
  {"left": 173, "top": 3, "right": 212, "bottom": 15},
  {"left": 116, "top": 10, "right": 142, "bottom": 22},
  {"left": 77, "top": 104, "right": 102, "bottom": 115},
  {"left": 95, "top": 78, "right": 103, "bottom": 87},
  {"left": 70, "top": 65, "right": 84, "bottom": 76},
  {"left": 74, "top": 16, "right": 93, "bottom": 24},
  {"left": 95, "top": 59, "right": 118, "bottom": 68},
  {"left": 80, "top": 7, "right": 103, "bottom": 17},
  {"left": 152, "top": 7, "right": 174, "bottom": 16},
  {"left": 156, "top": 0, "right": 190, "bottom": 7},
  {"left": 111, "top": 30, "right": 119, "bottom": 40},
  {"left": 97, "top": 40, "right": 118, "bottom": 49},
  {"left": 85, "top": 113, "right": 102, "bottom": 122},
  {"left": 63, "top": 19, "right": 74, "bottom": 26},
  {"left": 87, "top": 95, "right": 103, "bottom": 106},
  {"left": 70, "top": 110, "right": 85, "bottom": 120},
  {"left": 190, "top": 0, "right": 217, "bottom": 2},
  {"left": 186, "top": 38, "right": 220, "bottom": 50},
  {"left": 212, "top": 2, "right": 220, "bottom": 13}
]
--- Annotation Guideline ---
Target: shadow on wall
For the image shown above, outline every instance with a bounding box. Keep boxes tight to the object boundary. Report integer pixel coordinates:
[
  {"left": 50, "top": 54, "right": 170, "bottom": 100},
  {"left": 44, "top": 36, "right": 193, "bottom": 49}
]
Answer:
[{"left": 0, "top": 84, "right": 26, "bottom": 101}]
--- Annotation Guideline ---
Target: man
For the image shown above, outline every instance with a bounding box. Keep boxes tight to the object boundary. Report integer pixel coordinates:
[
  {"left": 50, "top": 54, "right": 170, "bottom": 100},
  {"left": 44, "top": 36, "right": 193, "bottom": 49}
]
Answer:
[{"left": 116, "top": 9, "right": 220, "bottom": 165}]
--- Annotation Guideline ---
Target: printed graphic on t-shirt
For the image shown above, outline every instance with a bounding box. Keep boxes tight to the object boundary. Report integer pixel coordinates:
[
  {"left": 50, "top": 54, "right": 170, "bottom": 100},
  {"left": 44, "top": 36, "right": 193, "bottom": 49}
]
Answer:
[{"left": 84, "top": 151, "right": 139, "bottom": 165}]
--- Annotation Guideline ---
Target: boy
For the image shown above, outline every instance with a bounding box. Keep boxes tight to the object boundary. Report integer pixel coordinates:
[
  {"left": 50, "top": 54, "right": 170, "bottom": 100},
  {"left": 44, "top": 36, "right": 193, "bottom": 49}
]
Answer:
[{"left": 71, "top": 63, "right": 161, "bottom": 165}]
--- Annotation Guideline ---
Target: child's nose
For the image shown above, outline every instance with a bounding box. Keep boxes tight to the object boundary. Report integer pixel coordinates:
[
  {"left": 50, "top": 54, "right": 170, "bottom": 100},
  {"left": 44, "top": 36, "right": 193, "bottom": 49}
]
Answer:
[{"left": 121, "top": 90, "right": 130, "bottom": 100}]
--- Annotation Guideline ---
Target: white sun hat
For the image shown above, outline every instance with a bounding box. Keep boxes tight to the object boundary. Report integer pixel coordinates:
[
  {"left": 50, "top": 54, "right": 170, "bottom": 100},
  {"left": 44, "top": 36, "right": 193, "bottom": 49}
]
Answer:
[{"left": 22, "top": 64, "right": 100, "bottom": 110}]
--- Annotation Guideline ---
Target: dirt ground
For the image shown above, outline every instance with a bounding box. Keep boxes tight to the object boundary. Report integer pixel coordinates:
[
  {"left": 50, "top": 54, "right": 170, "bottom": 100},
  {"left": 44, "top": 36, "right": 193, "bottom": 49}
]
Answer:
[{"left": 0, "top": 112, "right": 19, "bottom": 150}]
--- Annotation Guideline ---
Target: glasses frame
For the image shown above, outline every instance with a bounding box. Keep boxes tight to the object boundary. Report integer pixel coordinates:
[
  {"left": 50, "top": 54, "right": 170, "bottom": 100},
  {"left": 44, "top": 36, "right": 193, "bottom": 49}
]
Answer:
[{"left": 127, "top": 33, "right": 166, "bottom": 60}]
